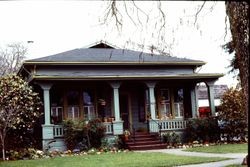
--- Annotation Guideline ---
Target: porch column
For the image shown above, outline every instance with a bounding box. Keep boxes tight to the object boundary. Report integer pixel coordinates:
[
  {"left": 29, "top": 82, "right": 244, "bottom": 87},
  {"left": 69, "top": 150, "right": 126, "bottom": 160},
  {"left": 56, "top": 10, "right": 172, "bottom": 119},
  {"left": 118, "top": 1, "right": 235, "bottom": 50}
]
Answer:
[
  {"left": 40, "top": 83, "right": 54, "bottom": 151},
  {"left": 41, "top": 84, "right": 52, "bottom": 125},
  {"left": 110, "top": 82, "right": 123, "bottom": 135},
  {"left": 190, "top": 84, "right": 199, "bottom": 118},
  {"left": 206, "top": 81, "right": 216, "bottom": 116},
  {"left": 110, "top": 82, "right": 121, "bottom": 121},
  {"left": 146, "top": 82, "right": 156, "bottom": 119}
]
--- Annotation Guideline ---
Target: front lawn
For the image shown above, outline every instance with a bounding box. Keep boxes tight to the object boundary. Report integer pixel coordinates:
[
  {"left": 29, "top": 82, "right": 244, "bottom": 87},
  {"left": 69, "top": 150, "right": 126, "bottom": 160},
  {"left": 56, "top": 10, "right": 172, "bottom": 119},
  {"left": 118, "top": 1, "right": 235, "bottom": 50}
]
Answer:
[
  {"left": 0, "top": 152, "right": 228, "bottom": 167},
  {"left": 184, "top": 143, "right": 248, "bottom": 153}
]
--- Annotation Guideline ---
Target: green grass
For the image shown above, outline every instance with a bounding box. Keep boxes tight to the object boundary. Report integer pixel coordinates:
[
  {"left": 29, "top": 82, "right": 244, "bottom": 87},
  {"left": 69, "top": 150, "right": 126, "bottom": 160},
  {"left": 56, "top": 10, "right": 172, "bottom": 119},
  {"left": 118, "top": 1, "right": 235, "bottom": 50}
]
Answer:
[
  {"left": 185, "top": 143, "right": 248, "bottom": 153},
  {"left": 226, "top": 165, "right": 247, "bottom": 167},
  {"left": 0, "top": 152, "right": 229, "bottom": 167}
]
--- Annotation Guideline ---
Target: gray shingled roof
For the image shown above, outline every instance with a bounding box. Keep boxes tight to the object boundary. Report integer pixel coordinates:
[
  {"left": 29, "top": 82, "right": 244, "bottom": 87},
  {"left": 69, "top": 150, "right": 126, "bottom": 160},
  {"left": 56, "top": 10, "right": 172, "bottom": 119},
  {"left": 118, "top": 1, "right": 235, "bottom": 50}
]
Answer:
[{"left": 26, "top": 48, "right": 204, "bottom": 64}]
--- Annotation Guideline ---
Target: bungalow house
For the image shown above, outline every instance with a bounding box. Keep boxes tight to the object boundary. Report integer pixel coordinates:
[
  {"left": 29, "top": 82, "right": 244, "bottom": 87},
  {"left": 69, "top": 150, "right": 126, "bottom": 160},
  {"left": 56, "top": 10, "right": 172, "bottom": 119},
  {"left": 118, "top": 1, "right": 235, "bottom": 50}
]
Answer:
[{"left": 19, "top": 41, "right": 223, "bottom": 151}]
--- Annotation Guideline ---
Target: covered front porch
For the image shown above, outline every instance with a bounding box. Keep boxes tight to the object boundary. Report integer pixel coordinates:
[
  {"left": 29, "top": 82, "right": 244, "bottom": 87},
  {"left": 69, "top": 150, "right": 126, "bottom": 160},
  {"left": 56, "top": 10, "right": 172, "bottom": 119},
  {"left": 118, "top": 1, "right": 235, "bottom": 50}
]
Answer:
[{"left": 38, "top": 79, "right": 217, "bottom": 150}]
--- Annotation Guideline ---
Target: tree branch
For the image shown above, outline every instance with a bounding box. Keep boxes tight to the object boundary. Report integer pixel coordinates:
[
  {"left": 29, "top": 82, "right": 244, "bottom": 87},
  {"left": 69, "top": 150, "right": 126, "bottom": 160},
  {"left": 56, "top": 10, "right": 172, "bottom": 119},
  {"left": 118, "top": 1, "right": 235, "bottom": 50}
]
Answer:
[{"left": 194, "top": 1, "right": 206, "bottom": 26}]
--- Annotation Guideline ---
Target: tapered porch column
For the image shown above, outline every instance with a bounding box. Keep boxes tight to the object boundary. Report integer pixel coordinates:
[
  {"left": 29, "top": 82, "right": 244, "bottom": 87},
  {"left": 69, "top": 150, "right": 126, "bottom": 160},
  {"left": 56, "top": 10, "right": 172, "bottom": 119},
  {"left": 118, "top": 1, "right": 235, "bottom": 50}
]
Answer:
[
  {"left": 190, "top": 85, "right": 199, "bottom": 118},
  {"left": 110, "top": 82, "right": 121, "bottom": 121},
  {"left": 41, "top": 84, "right": 52, "bottom": 125},
  {"left": 146, "top": 82, "right": 156, "bottom": 119},
  {"left": 40, "top": 83, "right": 54, "bottom": 151},
  {"left": 110, "top": 82, "right": 123, "bottom": 135},
  {"left": 206, "top": 81, "right": 216, "bottom": 116}
]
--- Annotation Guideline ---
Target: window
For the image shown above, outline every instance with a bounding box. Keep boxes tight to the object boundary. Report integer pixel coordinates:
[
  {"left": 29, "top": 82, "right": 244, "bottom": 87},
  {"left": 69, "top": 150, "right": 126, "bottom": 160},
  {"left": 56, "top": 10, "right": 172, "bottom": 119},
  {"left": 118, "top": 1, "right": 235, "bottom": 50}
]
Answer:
[
  {"left": 83, "top": 90, "right": 95, "bottom": 120},
  {"left": 160, "top": 89, "right": 170, "bottom": 101},
  {"left": 145, "top": 89, "right": 151, "bottom": 118},
  {"left": 84, "top": 106, "right": 95, "bottom": 120},
  {"left": 67, "top": 90, "right": 80, "bottom": 120},
  {"left": 67, "top": 106, "right": 80, "bottom": 120},
  {"left": 174, "top": 88, "right": 184, "bottom": 118},
  {"left": 51, "top": 107, "right": 63, "bottom": 124},
  {"left": 51, "top": 90, "right": 63, "bottom": 106},
  {"left": 159, "top": 89, "right": 171, "bottom": 118},
  {"left": 51, "top": 89, "right": 64, "bottom": 123},
  {"left": 67, "top": 90, "right": 79, "bottom": 106}
]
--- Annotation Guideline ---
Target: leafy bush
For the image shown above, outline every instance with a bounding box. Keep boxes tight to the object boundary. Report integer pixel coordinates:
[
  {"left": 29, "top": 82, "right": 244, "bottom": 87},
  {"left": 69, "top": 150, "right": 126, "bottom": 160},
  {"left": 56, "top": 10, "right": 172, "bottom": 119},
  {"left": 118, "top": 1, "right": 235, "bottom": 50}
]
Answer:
[
  {"left": 184, "top": 117, "right": 220, "bottom": 143},
  {"left": 0, "top": 74, "right": 42, "bottom": 160},
  {"left": 162, "top": 132, "right": 181, "bottom": 146},
  {"left": 63, "top": 118, "right": 106, "bottom": 151},
  {"left": 6, "top": 148, "right": 44, "bottom": 160},
  {"left": 63, "top": 119, "right": 87, "bottom": 150},
  {"left": 86, "top": 118, "right": 106, "bottom": 148},
  {"left": 217, "top": 88, "right": 247, "bottom": 142}
]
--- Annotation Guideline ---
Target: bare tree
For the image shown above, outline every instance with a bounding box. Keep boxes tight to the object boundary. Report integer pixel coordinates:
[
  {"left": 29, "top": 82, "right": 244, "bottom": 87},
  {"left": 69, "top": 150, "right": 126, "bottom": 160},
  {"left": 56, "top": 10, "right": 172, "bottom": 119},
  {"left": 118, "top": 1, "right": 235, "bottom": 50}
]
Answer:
[{"left": 0, "top": 43, "right": 27, "bottom": 76}]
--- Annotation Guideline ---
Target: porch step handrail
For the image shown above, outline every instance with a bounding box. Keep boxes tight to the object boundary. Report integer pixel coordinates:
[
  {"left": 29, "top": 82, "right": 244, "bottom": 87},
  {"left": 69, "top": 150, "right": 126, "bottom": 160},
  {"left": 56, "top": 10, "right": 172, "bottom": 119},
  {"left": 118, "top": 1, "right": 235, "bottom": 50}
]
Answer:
[{"left": 149, "top": 119, "right": 162, "bottom": 142}]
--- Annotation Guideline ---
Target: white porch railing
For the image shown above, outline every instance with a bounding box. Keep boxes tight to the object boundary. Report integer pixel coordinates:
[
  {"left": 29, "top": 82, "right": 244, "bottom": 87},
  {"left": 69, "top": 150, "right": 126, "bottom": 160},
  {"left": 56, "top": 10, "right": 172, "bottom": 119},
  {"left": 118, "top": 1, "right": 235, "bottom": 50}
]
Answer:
[
  {"left": 53, "top": 125, "right": 64, "bottom": 138},
  {"left": 53, "top": 122, "right": 113, "bottom": 138},
  {"left": 103, "top": 122, "right": 113, "bottom": 135},
  {"left": 160, "top": 119, "right": 187, "bottom": 130},
  {"left": 149, "top": 119, "right": 187, "bottom": 132}
]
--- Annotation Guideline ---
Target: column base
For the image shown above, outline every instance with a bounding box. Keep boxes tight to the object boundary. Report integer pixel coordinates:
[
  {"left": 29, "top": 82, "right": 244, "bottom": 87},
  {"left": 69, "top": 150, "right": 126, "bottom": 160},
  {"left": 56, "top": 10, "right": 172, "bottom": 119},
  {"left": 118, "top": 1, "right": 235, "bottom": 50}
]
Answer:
[
  {"left": 112, "top": 121, "right": 124, "bottom": 135},
  {"left": 42, "top": 124, "right": 54, "bottom": 151}
]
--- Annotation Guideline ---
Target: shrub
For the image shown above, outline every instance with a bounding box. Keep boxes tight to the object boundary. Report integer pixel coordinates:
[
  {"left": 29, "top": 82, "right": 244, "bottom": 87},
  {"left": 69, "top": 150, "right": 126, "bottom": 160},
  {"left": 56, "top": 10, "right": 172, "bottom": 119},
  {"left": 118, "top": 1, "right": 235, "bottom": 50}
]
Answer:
[
  {"left": 63, "top": 119, "right": 87, "bottom": 151},
  {"left": 184, "top": 117, "right": 220, "bottom": 143},
  {"left": 217, "top": 88, "right": 247, "bottom": 142},
  {"left": 63, "top": 118, "right": 106, "bottom": 151},
  {"left": 6, "top": 148, "right": 44, "bottom": 160},
  {"left": 162, "top": 132, "right": 181, "bottom": 146},
  {"left": 86, "top": 118, "right": 106, "bottom": 148}
]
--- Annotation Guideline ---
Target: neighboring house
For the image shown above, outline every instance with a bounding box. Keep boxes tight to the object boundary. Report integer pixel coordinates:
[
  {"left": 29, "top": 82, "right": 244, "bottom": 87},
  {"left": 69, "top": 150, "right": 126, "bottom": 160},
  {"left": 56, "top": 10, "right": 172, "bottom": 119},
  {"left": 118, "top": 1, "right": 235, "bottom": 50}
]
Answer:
[
  {"left": 19, "top": 41, "right": 223, "bottom": 151},
  {"left": 197, "top": 84, "right": 228, "bottom": 117}
]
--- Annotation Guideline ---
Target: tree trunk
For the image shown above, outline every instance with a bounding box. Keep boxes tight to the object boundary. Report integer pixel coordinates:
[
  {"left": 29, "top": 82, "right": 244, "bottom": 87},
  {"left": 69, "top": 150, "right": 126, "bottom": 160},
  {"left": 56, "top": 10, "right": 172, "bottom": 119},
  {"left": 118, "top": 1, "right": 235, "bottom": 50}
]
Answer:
[
  {"left": 226, "top": 1, "right": 249, "bottom": 164},
  {"left": 0, "top": 130, "right": 6, "bottom": 160},
  {"left": 2, "top": 142, "right": 5, "bottom": 161},
  {"left": 225, "top": 1, "right": 249, "bottom": 124}
]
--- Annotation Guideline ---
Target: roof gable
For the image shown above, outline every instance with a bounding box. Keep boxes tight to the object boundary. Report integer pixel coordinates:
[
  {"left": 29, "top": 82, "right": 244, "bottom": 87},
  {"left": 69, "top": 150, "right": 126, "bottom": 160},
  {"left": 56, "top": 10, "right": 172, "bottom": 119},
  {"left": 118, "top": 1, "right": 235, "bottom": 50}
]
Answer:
[{"left": 88, "top": 41, "right": 116, "bottom": 49}]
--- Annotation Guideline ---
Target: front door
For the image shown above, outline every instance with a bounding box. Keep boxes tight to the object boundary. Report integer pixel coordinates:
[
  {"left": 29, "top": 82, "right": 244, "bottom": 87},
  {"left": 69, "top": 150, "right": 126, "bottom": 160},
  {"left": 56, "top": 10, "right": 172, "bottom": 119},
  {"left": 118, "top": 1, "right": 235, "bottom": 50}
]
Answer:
[{"left": 120, "top": 94, "right": 130, "bottom": 130}]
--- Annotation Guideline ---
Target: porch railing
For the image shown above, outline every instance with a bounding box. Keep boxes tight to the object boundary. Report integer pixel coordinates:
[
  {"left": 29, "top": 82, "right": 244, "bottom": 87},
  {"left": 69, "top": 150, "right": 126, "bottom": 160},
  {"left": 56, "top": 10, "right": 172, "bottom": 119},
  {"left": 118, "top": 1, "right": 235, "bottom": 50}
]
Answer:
[
  {"left": 160, "top": 119, "right": 187, "bottom": 131},
  {"left": 53, "top": 122, "right": 113, "bottom": 138},
  {"left": 149, "top": 119, "right": 187, "bottom": 132},
  {"left": 53, "top": 125, "right": 64, "bottom": 138},
  {"left": 103, "top": 122, "right": 113, "bottom": 135}
]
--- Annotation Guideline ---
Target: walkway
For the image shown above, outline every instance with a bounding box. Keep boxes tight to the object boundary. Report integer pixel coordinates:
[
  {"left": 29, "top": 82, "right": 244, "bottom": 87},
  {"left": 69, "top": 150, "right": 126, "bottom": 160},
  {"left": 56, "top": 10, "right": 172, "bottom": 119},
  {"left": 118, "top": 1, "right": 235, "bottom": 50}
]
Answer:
[{"left": 137, "top": 149, "right": 246, "bottom": 167}]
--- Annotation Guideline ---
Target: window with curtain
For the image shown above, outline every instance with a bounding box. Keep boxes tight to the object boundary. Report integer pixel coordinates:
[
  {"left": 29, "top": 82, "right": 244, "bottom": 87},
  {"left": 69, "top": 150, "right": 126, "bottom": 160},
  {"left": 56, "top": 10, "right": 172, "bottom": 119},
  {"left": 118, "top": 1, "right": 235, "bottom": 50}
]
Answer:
[
  {"left": 83, "top": 90, "right": 95, "bottom": 120},
  {"left": 174, "top": 88, "right": 184, "bottom": 118},
  {"left": 67, "top": 90, "right": 80, "bottom": 120}
]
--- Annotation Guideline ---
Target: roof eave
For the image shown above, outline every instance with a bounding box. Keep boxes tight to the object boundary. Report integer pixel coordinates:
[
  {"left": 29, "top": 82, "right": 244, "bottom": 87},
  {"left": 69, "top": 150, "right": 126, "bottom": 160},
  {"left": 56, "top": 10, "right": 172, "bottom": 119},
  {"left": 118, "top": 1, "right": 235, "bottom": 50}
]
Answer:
[
  {"left": 23, "top": 61, "right": 206, "bottom": 66},
  {"left": 30, "top": 73, "right": 223, "bottom": 81}
]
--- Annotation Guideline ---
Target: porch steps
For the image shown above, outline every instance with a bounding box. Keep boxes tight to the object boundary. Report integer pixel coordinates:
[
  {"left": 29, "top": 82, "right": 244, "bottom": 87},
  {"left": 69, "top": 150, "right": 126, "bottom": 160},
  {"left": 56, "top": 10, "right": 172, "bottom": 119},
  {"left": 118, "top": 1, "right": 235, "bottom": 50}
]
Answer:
[{"left": 125, "top": 132, "right": 167, "bottom": 151}]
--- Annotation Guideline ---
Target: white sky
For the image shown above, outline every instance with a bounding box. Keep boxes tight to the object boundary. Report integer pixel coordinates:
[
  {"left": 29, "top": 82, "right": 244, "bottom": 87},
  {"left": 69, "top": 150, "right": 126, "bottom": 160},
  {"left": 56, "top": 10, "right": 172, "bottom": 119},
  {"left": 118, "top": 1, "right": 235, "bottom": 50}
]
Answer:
[{"left": 0, "top": 1, "right": 238, "bottom": 87}]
